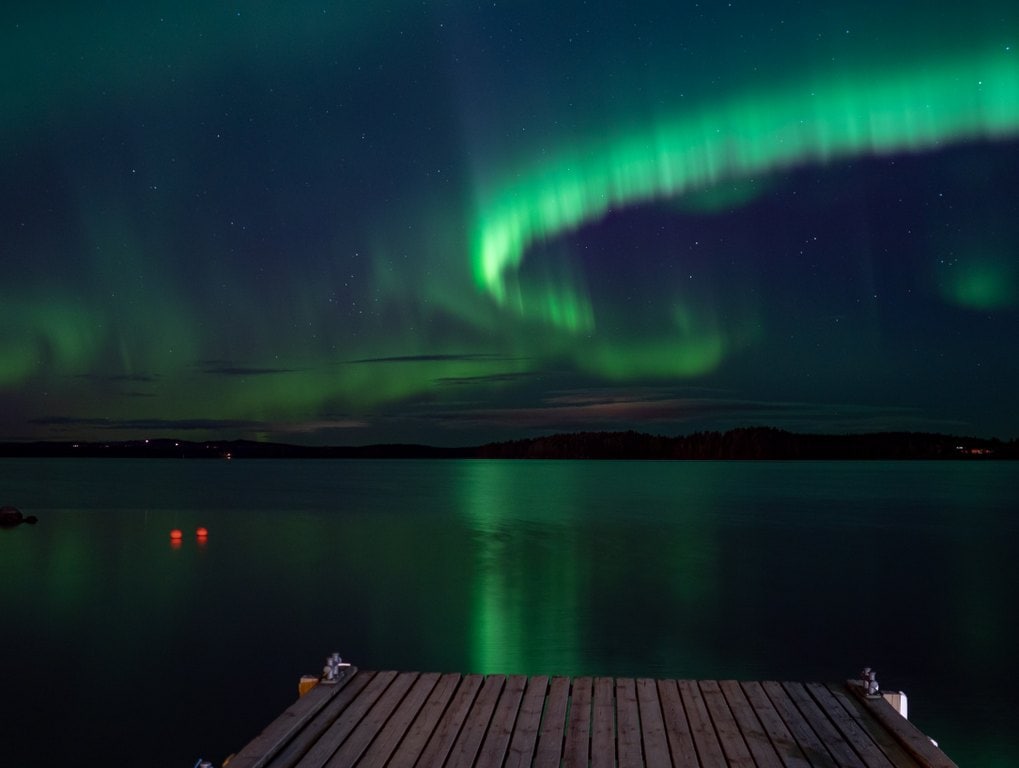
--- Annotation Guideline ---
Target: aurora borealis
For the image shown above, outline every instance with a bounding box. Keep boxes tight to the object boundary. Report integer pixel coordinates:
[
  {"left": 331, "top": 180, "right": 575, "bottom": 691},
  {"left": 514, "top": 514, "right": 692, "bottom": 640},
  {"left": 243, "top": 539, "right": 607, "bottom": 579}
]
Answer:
[{"left": 3, "top": 1, "right": 1018, "bottom": 444}]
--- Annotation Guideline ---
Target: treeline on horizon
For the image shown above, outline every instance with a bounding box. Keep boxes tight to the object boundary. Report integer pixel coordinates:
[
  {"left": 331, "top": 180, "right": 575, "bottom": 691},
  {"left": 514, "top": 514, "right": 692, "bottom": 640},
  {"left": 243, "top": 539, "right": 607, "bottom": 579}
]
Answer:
[
  {"left": 1, "top": 427, "right": 1016, "bottom": 459},
  {"left": 475, "top": 428, "right": 1017, "bottom": 459}
]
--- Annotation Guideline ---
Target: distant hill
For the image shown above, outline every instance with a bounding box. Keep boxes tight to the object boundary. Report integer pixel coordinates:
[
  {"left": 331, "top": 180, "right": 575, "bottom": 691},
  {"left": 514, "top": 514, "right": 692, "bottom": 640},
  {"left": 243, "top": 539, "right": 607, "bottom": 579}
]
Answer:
[
  {"left": 0, "top": 428, "right": 1015, "bottom": 459},
  {"left": 475, "top": 428, "right": 1016, "bottom": 459},
  {"left": 0, "top": 438, "right": 468, "bottom": 460}
]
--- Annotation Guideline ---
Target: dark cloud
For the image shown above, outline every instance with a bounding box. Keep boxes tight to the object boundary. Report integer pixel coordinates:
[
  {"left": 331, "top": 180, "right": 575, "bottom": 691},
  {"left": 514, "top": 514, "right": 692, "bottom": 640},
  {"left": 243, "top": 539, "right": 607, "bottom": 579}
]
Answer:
[
  {"left": 75, "top": 373, "right": 161, "bottom": 383},
  {"left": 29, "top": 416, "right": 263, "bottom": 431},
  {"left": 412, "top": 390, "right": 953, "bottom": 437},
  {"left": 436, "top": 372, "right": 539, "bottom": 386},
  {"left": 347, "top": 353, "right": 518, "bottom": 364},
  {"left": 199, "top": 361, "right": 298, "bottom": 376}
]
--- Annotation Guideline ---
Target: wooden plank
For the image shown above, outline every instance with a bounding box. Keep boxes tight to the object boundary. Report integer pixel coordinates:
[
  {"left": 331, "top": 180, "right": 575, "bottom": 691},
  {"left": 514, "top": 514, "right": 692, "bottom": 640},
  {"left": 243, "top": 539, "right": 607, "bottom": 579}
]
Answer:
[
  {"left": 636, "top": 678, "right": 671, "bottom": 768},
  {"left": 845, "top": 682, "right": 959, "bottom": 768},
  {"left": 658, "top": 679, "right": 699, "bottom": 767},
  {"left": 719, "top": 680, "right": 786, "bottom": 768},
  {"left": 476, "top": 675, "right": 528, "bottom": 768},
  {"left": 590, "top": 676, "right": 616, "bottom": 768},
  {"left": 445, "top": 675, "right": 507, "bottom": 768},
  {"left": 355, "top": 672, "right": 442, "bottom": 768},
  {"left": 562, "top": 676, "right": 592, "bottom": 768},
  {"left": 385, "top": 673, "right": 463, "bottom": 768},
  {"left": 232, "top": 671, "right": 964, "bottom": 768},
  {"left": 740, "top": 682, "right": 812, "bottom": 768},
  {"left": 700, "top": 680, "right": 756, "bottom": 768},
  {"left": 295, "top": 670, "right": 399, "bottom": 768},
  {"left": 323, "top": 671, "right": 419, "bottom": 768},
  {"left": 533, "top": 676, "right": 571, "bottom": 768},
  {"left": 227, "top": 669, "right": 356, "bottom": 768},
  {"left": 410, "top": 674, "right": 484, "bottom": 768},
  {"left": 760, "top": 680, "right": 838, "bottom": 768},
  {"left": 783, "top": 682, "right": 867, "bottom": 768},
  {"left": 679, "top": 679, "right": 728, "bottom": 767},
  {"left": 616, "top": 677, "right": 644, "bottom": 767},
  {"left": 269, "top": 670, "right": 376, "bottom": 768},
  {"left": 504, "top": 675, "right": 549, "bottom": 768},
  {"left": 824, "top": 685, "right": 923, "bottom": 768},
  {"left": 804, "top": 684, "right": 895, "bottom": 768}
]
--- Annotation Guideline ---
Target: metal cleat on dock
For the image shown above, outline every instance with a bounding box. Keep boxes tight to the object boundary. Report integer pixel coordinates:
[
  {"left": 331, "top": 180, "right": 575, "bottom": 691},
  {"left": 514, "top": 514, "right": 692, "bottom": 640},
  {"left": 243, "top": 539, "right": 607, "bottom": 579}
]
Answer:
[
  {"left": 859, "top": 667, "right": 880, "bottom": 696},
  {"left": 320, "top": 652, "right": 351, "bottom": 684}
]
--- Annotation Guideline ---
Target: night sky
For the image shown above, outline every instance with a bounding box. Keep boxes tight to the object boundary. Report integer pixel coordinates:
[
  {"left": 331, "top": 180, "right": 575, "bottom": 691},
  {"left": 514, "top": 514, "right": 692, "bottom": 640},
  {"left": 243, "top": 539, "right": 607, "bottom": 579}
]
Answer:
[{"left": 3, "top": 1, "right": 1018, "bottom": 445}]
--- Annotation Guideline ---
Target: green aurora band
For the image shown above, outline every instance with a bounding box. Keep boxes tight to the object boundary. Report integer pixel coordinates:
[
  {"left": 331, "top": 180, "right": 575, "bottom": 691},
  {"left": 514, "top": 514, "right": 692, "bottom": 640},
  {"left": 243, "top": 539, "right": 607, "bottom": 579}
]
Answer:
[
  {"left": 473, "top": 49, "right": 1019, "bottom": 330},
  {"left": 4, "top": 23, "right": 1019, "bottom": 436}
]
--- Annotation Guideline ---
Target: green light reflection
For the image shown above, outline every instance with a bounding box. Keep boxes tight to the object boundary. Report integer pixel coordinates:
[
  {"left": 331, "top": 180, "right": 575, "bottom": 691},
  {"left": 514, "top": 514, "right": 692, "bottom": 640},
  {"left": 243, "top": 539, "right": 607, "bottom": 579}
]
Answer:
[{"left": 456, "top": 460, "right": 583, "bottom": 674}]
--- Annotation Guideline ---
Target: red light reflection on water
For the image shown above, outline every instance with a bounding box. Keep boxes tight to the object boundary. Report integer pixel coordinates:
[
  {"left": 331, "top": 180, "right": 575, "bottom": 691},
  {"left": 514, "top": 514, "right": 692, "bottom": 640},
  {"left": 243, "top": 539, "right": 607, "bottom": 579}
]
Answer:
[{"left": 168, "top": 527, "right": 209, "bottom": 550}]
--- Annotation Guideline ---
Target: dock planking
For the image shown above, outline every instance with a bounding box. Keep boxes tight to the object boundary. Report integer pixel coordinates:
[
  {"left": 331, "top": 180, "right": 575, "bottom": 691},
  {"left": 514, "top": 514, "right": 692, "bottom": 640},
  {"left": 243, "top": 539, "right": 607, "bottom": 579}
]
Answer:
[{"left": 227, "top": 670, "right": 958, "bottom": 768}]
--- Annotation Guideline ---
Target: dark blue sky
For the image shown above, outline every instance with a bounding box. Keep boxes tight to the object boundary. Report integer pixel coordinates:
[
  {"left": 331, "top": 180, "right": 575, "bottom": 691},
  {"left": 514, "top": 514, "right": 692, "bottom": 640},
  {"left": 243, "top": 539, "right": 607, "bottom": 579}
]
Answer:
[{"left": 2, "top": 1, "right": 1018, "bottom": 444}]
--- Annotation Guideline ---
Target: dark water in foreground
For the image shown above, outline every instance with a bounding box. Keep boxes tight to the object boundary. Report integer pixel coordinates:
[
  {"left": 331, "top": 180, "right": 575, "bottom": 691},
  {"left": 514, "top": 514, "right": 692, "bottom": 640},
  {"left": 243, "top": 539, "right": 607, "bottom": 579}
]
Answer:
[{"left": 0, "top": 458, "right": 1016, "bottom": 766}]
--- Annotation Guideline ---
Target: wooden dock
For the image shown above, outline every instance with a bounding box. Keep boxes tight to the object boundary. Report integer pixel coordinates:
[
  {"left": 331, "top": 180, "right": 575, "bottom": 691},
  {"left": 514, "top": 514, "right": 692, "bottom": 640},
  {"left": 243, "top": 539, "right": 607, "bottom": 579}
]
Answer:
[{"left": 226, "top": 668, "right": 957, "bottom": 768}]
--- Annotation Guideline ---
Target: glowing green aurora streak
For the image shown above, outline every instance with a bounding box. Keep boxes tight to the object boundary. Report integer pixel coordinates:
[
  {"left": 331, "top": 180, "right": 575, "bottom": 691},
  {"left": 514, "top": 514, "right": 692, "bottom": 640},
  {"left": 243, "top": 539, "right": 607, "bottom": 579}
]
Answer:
[{"left": 473, "top": 49, "right": 1019, "bottom": 322}]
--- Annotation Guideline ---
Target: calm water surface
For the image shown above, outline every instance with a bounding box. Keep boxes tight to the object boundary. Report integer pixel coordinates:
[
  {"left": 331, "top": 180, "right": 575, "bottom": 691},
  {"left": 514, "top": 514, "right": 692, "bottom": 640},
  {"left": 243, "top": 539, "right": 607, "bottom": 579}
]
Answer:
[{"left": 1, "top": 458, "right": 1016, "bottom": 766}]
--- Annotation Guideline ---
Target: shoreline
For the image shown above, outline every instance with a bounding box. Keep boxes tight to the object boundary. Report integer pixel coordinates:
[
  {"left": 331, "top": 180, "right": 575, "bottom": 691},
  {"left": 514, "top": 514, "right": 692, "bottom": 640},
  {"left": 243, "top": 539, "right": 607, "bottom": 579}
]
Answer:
[{"left": 1, "top": 427, "right": 1015, "bottom": 460}]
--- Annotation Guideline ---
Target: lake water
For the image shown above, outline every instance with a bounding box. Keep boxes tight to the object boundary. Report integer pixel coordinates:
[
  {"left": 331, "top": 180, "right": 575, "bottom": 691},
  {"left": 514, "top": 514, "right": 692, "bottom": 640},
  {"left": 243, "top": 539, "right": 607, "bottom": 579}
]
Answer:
[{"left": 1, "top": 458, "right": 1016, "bottom": 766}]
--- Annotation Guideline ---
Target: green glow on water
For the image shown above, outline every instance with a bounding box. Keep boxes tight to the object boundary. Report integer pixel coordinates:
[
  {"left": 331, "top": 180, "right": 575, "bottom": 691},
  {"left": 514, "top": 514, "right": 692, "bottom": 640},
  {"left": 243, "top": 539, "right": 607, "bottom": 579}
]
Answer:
[
  {"left": 4, "top": 459, "right": 1019, "bottom": 765},
  {"left": 459, "top": 460, "right": 584, "bottom": 674}
]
